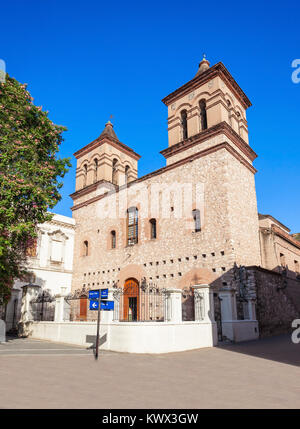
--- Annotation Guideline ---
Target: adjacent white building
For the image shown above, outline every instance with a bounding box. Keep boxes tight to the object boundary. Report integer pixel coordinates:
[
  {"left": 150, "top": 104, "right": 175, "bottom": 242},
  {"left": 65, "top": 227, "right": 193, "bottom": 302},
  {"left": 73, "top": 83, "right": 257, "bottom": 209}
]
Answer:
[{"left": 4, "top": 213, "right": 75, "bottom": 332}]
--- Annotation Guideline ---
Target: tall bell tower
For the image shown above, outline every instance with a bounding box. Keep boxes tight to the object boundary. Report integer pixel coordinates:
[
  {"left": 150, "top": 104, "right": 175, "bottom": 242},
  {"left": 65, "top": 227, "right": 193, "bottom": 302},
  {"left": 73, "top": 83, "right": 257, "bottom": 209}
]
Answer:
[
  {"left": 161, "top": 56, "right": 253, "bottom": 165},
  {"left": 160, "top": 57, "right": 261, "bottom": 267}
]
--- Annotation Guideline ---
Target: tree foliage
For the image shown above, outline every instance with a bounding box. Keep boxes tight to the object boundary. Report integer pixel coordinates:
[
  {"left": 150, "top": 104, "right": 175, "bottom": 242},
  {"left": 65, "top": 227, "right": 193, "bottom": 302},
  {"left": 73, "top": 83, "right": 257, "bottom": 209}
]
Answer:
[{"left": 0, "top": 75, "right": 71, "bottom": 304}]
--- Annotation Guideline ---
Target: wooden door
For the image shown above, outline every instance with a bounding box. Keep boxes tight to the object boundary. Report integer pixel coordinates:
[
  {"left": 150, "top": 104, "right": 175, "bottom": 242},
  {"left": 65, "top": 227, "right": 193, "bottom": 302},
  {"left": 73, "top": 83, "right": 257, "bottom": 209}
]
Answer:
[
  {"left": 79, "top": 297, "right": 87, "bottom": 321},
  {"left": 123, "top": 278, "right": 139, "bottom": 321}
]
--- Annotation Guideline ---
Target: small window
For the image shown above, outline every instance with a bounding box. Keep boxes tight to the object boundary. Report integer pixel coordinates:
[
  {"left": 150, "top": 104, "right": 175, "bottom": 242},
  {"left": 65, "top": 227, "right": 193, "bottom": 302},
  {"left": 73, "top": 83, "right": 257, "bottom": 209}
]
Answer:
[
  {"left": 94, "top": 159, "right": 98, "bottom": 183},
  {"left": 127, "top": 207, "right": 138, "bottom": 245},
  {"left": 111, "top": 230, "right": 116, "bottom": 249},
  {"left": 83, "top": 164, "right": 88, "bottom": 187},
  {"left": 112, "top": 158, "right": 118, "bottom": 185},
  {"left": 192, "top": 209, "right": 201, "bottom": 232},
  {"left": 150, "top": 218, "right": 157, "bottom": 239},
  {"left": 181, "top": 110, "right": 188, "bottom": 140},
  {"left": 125, "top": 165, "right": 130, "bottom": 184},
  {"left": 280, "top": 253, "right": 285, "bottom": 267},
  {"left": 295, "top": 260, "right": 299, "bottom": 274},
  {"left": 199, "top": 100, "right": 207, "bottom": 131},
  {"left": 83, "top": 240, "right": 89, "bottom": 256}
]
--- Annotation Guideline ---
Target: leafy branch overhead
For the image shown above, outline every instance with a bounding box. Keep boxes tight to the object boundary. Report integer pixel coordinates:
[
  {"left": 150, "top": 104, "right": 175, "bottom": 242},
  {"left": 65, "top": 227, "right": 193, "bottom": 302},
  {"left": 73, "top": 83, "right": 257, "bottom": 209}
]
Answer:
[{"left": 0, "top": 75, "right": 71, "bottom": 304}]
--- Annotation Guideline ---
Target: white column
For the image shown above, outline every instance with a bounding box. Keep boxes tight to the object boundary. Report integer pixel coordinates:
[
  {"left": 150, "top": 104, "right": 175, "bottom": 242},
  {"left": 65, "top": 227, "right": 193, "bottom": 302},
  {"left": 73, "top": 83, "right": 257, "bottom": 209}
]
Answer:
[
  {"left": 192, "top": 284, "right": 215, "bottom": 322},
  {"left": 164, "top": 288, "right": 182, "bottom": 323},
  {"left": 101, "top": 289, "right": 115, "bottom": 324},
  {"left": 20, "top": 284, "right": 41, "bottom": 323},
  {"left": 248, "top": 299, "right": 257, "bottom": 321},
  {"left": 54, "top": 287, "right": 68, "bottom": 322},
  {"left": 218, "top": 290, "right": 237, "bottom": 321}
]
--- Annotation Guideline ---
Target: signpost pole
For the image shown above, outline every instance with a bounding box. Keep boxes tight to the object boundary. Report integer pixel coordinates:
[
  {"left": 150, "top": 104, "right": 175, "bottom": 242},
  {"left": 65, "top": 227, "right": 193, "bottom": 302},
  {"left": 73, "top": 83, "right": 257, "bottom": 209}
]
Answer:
[{"left": 95, "top": 294, "right": 101, "bottom": 360}]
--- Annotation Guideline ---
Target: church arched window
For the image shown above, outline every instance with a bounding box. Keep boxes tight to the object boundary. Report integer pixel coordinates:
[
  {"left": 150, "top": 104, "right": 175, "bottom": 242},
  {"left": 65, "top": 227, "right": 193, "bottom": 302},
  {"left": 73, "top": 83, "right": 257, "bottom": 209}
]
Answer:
[
  {"left": 111, "top": 230, "right": 116, "bottom": 249},
  {"left": 83, "top": 240, "right": 89, "bottom": 256},
  {"left": 150, "top": 219, "right": 157, "bottom": 239},
  {"left": 199, "top": 100, "right": 207, "bottom": 131},
  {"left": 181, "top": 110, "right": 188, "bottom": 140},
  {"left": 192, "top": 209, "right": 201, "bottom": 232},
  {"left": 125, "top": 165, "right": 130, "bottom": 185},
  {"left": 83, "top": 164, "right": 88, "bottom": 187},
  {"left": 127, "top": 207, "right": 138, "bottom": 246},
  {"left": 94, "top": 158, "right": 98, "bottom": 183},
  {"left": 112, "top": 158, "right": 118, "bottom": 185}
]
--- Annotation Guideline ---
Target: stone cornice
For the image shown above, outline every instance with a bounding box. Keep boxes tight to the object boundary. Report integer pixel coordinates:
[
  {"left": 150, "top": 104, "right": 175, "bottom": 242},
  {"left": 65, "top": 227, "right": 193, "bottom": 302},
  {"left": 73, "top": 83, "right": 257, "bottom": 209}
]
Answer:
[
  {"left": 73, "top": 135, "right": 141, "bottom": 161},
  {"left": 71, "top": 141, "right": 257, "bottom": 211},
  {"left": 271, "top": 225, "right": 300, "bottom": 250},
  {"left": 160, "top": 122, "right": 257, "bottom": 163},
  {"left": 70, "top": 179, "right": 118, "bottom": 201},
  {"left": 162, "top": 62, "right": 252, "bottom": 110}
]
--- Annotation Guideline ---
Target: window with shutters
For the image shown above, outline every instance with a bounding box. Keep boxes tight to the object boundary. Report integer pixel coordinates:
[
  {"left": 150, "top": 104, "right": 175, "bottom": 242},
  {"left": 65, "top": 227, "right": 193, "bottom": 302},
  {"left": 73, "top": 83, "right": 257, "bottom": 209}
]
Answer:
[
  {"left": 111, "top": 230, "right": 116, "bottom": 249},
  {"left": 127, "top": 207, "right": 138, "bottom": 246},
  {"left": 192, "top": 209, "right": 201, "bottom": 232},
  {"left": 150, "top": 218, "right": 157, "bottom": 239}
]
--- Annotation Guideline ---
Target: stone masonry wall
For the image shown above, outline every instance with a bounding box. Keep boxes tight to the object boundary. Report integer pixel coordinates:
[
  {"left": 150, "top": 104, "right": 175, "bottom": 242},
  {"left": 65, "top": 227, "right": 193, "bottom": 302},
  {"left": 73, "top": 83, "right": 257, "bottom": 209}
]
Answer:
[{"left": 71, "top": 145, "right": 259, "bottom": 312}]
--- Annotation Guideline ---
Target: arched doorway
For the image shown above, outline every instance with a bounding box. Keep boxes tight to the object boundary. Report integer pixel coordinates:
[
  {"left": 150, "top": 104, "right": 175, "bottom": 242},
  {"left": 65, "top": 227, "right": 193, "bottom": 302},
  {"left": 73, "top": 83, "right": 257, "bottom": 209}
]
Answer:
[{"left": 123, "top": 278, "right": 139, "bottom": 321}]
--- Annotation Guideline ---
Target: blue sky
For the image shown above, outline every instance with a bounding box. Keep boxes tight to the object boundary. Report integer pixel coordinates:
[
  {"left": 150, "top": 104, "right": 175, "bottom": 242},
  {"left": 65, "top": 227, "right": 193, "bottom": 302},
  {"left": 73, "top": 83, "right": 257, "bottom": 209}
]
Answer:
[{"left": 1, "top": 0, "right": 300, "bottom": 232}]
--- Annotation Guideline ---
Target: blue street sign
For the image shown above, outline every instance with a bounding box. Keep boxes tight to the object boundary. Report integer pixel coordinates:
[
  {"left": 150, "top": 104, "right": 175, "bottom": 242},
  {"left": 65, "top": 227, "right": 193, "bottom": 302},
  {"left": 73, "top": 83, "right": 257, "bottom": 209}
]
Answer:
[
  {"left": 89, "top": 289, "right": 108, "bottom": 300},
  {"left": 89, "top": 300, "right": 99, "bottom": 310},
  {"left": 101, "top": 288, "right": 108, "bottom": 299},
  {"left": 101, "top": 300, "right": 114, "bottom": 311},
  {"left": 89, "top": 290, "right": 99, "bottom": 300}
]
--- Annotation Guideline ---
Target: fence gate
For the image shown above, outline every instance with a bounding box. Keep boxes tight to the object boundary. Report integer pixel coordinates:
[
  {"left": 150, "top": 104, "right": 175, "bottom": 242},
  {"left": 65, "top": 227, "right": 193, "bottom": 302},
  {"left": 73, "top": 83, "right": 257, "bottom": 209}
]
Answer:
[
  {"left": 114, "top": 280, "right": 164, "bottom": 322},
  {"left": 30, "top": 290, "right": 55, "bottom": 321}
]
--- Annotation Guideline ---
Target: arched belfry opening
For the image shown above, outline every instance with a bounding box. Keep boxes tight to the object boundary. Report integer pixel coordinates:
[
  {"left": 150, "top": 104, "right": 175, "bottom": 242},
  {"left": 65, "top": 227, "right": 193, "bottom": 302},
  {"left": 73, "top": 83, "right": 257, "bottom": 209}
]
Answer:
[
  {"left": 112, "top": 158, "right": 118, "bottom": 185},
  {"left": 199, "top": 100, "right": 207, "bottom": 131},
  {"left": 181, "top": 109, "right": 188, "bottom": 140}
]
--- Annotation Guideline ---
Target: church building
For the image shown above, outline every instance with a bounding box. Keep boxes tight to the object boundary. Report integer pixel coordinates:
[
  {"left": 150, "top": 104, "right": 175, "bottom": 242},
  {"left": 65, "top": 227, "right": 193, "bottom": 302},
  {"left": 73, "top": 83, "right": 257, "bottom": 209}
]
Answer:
[{"left": 68, "top": 57, "right": 300, "bottom": 344}]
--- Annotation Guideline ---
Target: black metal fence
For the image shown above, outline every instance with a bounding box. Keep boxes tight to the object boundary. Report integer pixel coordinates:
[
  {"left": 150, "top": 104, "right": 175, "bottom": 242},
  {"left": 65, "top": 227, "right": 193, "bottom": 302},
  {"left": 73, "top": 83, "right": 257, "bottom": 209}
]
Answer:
[
  {"left": 113, "top": 281, "right": 165, "bottom": 322},
  {"left": 30, "top": 290, "right": 55, "bottom": 321}
]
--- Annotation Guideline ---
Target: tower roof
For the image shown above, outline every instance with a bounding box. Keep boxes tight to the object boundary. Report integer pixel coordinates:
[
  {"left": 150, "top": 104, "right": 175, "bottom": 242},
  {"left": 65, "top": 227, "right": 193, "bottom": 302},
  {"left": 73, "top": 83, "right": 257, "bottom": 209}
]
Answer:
[
  {"left": 195, "top": 55, "right": 210, "bottom": 77},
  {"left": 98, "top": 120, "right": 119, "bottom": 142},
  {"left": 162, "top": 61, "right": 252, "bottom": 109},
  {"left": 73, "top": 120, "right": 141, "bottom": 160}
]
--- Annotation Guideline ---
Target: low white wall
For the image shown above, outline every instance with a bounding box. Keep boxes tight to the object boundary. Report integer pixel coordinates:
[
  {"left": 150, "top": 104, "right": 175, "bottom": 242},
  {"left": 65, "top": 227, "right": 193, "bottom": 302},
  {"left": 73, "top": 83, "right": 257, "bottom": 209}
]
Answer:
[
  {"left": 222, "top": 320, "right": 259, "bottom": 342},
  {"left": 27, "top": 320, "right": 218, "bottom": 353}
]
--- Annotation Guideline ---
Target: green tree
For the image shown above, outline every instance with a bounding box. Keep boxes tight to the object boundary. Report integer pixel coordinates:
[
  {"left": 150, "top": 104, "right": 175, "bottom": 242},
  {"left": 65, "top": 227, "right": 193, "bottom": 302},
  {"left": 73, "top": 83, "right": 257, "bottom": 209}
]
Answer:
[
  {"left": 294, "top": 233, "right": 300, "bottom": 242},
  {"left": 0, "top": 75, "right": 71, "bottom": 305}
]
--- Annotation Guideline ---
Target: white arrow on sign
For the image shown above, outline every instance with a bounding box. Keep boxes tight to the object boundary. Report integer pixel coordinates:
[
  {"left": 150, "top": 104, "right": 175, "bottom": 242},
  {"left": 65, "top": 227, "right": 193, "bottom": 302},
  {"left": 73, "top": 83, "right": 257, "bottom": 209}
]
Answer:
[{"left": 91, "top": 302, "right": 97, "bottom": 309}]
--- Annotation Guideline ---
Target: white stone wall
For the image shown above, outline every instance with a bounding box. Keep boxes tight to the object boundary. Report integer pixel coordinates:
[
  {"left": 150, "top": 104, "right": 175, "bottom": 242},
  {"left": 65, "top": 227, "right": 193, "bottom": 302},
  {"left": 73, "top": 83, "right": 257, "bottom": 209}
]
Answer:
[
  {"left": 27, "top": 320, "right": 218, "bottom": 353},
  {"left": 4, "top": 213, "right": 75, "bottom": 331}
]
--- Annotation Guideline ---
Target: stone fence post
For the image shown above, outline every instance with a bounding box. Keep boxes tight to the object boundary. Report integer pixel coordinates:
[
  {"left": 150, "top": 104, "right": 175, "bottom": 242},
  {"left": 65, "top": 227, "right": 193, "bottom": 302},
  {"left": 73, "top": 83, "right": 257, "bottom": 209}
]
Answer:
[
  {"left": 164, "top": 288, "right": 182, "bottom": 323},
  {"left": 218, "top": 289, "right": 237, "bottom": 322},
  {"left": 192, "top": 284, "right": 215, "bottom": 322},
  {"left": 20, "top": 283, "right": 41, "bottom": 324},
  {"left": 54, "top": 287, "right": 68, "bottom": 322}
]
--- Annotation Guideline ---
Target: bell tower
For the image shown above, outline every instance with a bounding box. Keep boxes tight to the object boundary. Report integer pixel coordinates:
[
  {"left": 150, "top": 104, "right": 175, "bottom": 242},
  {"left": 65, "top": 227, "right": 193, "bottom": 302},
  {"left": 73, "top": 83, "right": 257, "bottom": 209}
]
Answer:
[
  {"left": 160, "top": 57, "right": 261, "bottom": 267},
  {"left": 73, "top": 121, "right": 140, "bottom": 193},
  {"left": 161, "top": 56, "right": 252, "bottom": 165}
]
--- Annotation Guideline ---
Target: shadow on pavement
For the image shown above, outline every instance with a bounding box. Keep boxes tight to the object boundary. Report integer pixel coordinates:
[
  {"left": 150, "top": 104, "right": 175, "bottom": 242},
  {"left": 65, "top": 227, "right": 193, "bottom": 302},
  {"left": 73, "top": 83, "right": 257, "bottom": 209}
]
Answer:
[{"left": 218, "top": 334, "right": 300, "bottom": 367}]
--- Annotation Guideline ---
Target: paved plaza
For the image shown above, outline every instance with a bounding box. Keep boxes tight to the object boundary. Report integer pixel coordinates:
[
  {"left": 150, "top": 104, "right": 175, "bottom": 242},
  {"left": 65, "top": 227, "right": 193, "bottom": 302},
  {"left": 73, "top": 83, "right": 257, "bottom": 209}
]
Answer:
[{"left": 0, "top": 334, "right": 299, "bottom": 409}]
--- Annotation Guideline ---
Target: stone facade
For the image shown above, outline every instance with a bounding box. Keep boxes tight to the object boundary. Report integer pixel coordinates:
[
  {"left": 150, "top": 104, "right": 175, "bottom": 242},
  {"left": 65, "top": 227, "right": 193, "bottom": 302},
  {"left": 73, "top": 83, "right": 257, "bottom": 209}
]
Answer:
[
  {"left": 70, "top": 58, "right": 263, "bottom": 323},
  {"left": 69, "top": 57, "right": 300, "bottom": 337}
]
